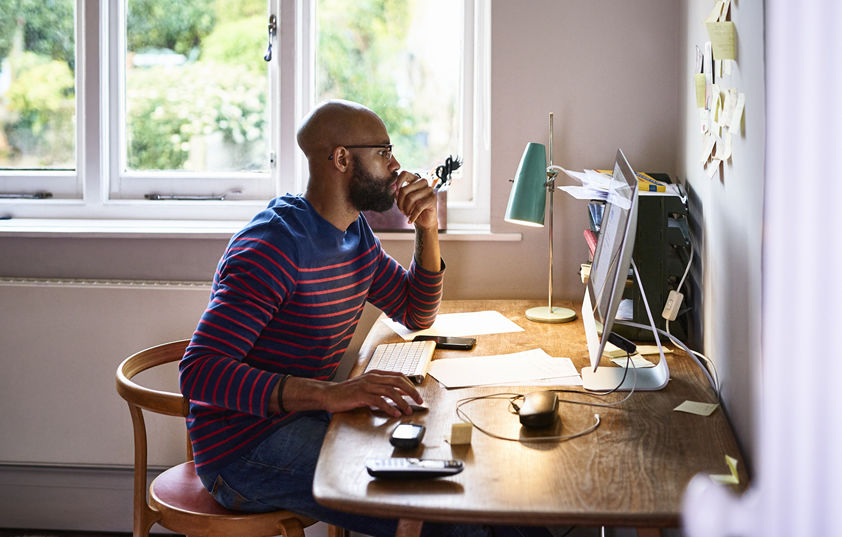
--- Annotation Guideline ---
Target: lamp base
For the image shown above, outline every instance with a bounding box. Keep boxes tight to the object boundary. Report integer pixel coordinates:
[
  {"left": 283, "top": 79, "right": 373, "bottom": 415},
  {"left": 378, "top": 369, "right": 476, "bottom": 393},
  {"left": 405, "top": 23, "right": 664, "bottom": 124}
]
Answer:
[{"left": 525, "top": 306, "right": 577, "bottom": 323}]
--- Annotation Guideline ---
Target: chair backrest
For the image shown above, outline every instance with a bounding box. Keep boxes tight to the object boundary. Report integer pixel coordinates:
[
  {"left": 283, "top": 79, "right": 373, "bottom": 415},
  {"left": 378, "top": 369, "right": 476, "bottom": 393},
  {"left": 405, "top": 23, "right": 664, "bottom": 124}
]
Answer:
[
  {"left": 116, "top": 339, "right": 192, "bottom": 535},
  {"left": 117, "top": 339, "right": 190, "bottom": 418}
]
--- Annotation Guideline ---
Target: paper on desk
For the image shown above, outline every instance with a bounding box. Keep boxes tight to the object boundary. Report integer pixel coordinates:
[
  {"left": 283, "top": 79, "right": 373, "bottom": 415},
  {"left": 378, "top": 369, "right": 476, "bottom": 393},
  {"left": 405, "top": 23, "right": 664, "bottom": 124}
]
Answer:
[
  {"left": 428, "top": 348, "right": 581, "bottom": 388},
  {"left": 610, "top": 355, "right": 656, "bottom": 369},
  {"left": 710, "top": 455, "right": 740, "bottom": 485},
  {"left": 381, "top": 310, "right": 524, "bottom": 340},
  {"left": 674, "top": 400, "right": 720, "bottom": 416}
]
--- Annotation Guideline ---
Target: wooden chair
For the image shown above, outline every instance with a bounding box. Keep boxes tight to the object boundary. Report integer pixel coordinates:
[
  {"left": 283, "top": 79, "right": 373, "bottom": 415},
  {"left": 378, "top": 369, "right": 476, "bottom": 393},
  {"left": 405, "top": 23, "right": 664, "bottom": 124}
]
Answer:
[{"left": 116, "top": 339, "right": 346, "bottom": 537}]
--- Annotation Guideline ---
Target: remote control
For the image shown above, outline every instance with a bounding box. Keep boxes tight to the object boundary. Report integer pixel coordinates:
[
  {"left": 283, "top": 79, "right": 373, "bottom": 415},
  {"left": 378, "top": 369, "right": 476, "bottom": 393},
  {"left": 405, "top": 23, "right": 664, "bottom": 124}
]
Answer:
[{"left": 365, "top": 458, "right": 464, "bottom": 479}]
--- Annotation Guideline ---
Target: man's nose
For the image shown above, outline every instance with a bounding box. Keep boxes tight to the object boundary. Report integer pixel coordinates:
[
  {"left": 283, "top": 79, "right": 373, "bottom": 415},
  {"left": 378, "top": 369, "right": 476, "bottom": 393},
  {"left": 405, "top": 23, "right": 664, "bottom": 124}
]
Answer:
[{"left": 389, "top": 154, "right": 400, "bottom": 171}]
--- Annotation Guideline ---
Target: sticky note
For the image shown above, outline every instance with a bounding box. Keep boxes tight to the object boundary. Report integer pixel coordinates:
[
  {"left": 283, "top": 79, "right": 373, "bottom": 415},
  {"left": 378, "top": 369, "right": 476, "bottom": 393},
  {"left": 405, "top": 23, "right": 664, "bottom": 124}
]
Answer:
[
  {"left": 449, "top": 422, "right": 473, "bottom": 445},
  {"left": 705, "top": 22, "right": 737, "bottom": 60},
  {"left": 636, "top": 345, "right": 673, "bottom": 356},
  {"left": 694, "top": 74, "right": 706, "bottom": 108},
  {"left": 700, "top": 132, "right": 716, "bottom": 164},
  {"left": 602, "top": 342, "right": 628, "bottom": 358},
  {"left": 705, "top": 158, "right": 721, "bottom": 179},
  {"left": 610, "top": 355, "right": 655, "bottom": 369},
  {"left": 674, "top": 400, "right": 719, "bottom": 416},
  {"left": 710, "top": 455, "right": 740, "bottom": 485}
]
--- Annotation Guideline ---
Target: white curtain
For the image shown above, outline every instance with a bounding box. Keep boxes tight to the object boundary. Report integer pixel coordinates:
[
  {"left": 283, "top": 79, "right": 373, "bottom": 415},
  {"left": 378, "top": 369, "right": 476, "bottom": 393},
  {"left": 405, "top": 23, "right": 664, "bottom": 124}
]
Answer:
[{"left": 683, "top": 1, "right": 842, "bottom": 535}]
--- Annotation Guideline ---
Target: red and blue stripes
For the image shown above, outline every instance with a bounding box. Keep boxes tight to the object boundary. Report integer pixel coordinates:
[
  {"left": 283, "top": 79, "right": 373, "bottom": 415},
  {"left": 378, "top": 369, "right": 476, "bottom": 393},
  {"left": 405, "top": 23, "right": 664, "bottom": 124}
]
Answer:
[{"left": 179, "top": 196, "right": 443, "bottom": 475}]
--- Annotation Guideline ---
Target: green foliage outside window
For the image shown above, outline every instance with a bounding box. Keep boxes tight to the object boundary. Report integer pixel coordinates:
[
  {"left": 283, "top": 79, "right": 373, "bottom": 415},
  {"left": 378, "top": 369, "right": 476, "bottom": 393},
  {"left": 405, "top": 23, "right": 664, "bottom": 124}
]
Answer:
[
  {"left": 0, "top": 0, "right": 75, "bottom": 167},
  {"left": 1, "top": 0, "right": 442, "bottom": 173},
  {"left": 317, "top": 0, "right": 428, "bottom": 168}
]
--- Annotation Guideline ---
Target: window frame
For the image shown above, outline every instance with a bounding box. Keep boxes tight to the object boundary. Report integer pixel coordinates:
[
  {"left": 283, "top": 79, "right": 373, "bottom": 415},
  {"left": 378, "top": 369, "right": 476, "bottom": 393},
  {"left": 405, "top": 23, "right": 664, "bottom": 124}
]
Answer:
[{"left": 0, "top": 0, "right": 489, "bottom": 226}]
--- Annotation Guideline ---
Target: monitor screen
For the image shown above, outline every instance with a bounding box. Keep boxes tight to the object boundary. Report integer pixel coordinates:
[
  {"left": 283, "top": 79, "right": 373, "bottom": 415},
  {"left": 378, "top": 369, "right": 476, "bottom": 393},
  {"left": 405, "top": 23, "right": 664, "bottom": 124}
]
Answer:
[{"left": 584, "top": 149, "right": 639, "bottom": 372}]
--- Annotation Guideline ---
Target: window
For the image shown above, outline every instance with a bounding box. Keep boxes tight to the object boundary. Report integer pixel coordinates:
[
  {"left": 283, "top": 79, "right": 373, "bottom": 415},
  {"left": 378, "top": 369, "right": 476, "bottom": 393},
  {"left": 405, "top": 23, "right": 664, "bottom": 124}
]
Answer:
[
  {"left": 0, "top": 0, "right": 78, "bottom": 198},
  {"left": 0, "top": 0, "right": 489, "bottom": 226}
]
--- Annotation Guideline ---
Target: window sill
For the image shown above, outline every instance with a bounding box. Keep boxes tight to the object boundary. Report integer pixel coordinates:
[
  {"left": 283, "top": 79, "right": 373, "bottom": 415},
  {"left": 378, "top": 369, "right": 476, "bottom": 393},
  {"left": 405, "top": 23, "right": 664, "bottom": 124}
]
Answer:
[{"left": 0, "top": 218, "right": 522, "bottom": 241}]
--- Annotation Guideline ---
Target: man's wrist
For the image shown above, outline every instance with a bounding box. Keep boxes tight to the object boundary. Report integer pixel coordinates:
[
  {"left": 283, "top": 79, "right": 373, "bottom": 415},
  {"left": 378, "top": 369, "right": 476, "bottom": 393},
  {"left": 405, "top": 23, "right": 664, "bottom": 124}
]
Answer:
[{"left": 276, "top": 374, "right": 291, "bottom": 414}]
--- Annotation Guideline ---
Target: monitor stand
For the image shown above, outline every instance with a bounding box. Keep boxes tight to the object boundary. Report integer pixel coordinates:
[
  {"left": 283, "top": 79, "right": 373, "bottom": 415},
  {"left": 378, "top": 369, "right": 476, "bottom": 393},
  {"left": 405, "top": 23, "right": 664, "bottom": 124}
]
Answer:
[
  {"left": 581, "top": 353, "right": 669, "bottom": 391},
  {"left": 581, "top": 259, "right": 670, "bottom": 392}
]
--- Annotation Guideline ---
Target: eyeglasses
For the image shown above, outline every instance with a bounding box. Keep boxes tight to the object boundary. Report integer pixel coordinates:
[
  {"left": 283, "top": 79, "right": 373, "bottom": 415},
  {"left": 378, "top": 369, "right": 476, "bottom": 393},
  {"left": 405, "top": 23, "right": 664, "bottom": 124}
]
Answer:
[{"left": 328, "top": 144, "right": 393, "bottom": 161}]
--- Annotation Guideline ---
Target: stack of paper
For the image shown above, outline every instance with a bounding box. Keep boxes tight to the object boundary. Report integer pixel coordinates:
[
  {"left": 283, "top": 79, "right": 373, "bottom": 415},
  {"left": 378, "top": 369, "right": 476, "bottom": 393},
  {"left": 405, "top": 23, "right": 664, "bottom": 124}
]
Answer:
[{"left": 428, "top": 348, "right": 581, "bottom": 389}]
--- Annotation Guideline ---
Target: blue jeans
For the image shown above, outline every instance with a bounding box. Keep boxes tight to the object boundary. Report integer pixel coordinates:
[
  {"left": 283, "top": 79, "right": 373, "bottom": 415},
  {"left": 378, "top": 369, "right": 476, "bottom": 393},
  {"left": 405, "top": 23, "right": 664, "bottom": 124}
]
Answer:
[{"left": 198, "top": 412, "right": 549, "bottom": 537}]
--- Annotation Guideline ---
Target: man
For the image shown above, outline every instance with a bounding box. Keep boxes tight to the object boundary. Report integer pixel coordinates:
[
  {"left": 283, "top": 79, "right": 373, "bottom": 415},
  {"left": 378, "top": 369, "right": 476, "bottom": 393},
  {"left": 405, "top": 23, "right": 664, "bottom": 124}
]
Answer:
[{"left": 179, "top": 100, "right": 494, "bottom": 536}]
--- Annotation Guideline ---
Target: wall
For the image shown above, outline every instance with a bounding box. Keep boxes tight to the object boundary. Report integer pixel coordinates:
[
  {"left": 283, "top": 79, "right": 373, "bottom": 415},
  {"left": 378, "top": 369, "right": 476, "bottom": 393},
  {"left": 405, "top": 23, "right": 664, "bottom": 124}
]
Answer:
[
  {"left": 0, "top": 1, "right": 684, "bottom": 532},
  {"left": 678, "top": 1, "right": 765, "bottom": 468}
]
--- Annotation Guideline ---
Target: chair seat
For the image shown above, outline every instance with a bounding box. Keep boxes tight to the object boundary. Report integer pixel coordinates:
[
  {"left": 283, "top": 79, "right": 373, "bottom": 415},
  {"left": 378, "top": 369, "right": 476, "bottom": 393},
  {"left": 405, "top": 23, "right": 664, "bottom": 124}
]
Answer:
[{"left": 151, "top": 461, "right": 234, "bottom": 516}]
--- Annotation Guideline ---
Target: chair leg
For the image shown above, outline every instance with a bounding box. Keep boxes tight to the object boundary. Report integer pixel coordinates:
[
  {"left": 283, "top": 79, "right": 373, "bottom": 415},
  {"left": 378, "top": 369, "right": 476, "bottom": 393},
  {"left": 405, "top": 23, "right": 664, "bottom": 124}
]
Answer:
[
  {"left": 278, "top": 517, "right": 307, "bottom": 537},
  {"left": 327, "top": 525, "right": 349, "bottom": 537}
]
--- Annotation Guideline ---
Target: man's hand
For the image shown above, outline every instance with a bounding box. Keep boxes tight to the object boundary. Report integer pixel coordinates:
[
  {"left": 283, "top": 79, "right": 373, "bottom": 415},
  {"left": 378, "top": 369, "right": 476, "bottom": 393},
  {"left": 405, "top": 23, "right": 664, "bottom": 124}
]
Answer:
[
  {"left": 395, "top": 171, "right": 438, "bottom": 230},
  {"left": 395, "top": 171, "right": 441, "bottom": 273},
  {"left": 322, "top": 371, "right": 423, "bottom": 417},
  {"left": 274, "top": 371, "right": 423, "bottom": 418}
]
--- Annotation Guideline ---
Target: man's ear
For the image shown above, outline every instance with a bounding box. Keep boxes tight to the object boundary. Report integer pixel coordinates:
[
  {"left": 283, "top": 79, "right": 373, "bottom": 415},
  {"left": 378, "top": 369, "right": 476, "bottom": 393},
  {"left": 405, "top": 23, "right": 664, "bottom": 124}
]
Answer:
[{"left": 331, "top": 147, "right": 350, "bottom": 172}]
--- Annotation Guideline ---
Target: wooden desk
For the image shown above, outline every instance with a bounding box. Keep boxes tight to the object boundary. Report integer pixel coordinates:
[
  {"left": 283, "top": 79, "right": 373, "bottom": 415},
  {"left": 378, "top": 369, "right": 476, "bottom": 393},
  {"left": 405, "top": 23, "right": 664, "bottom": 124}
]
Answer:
[{"left": 313, "top": 300, "right": 747, "bottom": 536}]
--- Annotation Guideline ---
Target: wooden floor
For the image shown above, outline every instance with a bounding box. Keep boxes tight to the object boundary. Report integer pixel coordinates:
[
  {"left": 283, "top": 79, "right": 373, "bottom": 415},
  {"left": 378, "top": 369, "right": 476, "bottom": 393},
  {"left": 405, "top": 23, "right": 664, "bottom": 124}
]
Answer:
[{"left": 0, "top": 532, "right": 133, "bottom": 537}]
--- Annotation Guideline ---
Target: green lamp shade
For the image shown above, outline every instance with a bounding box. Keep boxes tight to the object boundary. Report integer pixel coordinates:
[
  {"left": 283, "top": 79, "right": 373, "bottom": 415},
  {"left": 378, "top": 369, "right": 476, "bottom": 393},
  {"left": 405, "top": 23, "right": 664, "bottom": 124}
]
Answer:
[{"left": 505, "top": 142, "right": 548, "bottom": 227}]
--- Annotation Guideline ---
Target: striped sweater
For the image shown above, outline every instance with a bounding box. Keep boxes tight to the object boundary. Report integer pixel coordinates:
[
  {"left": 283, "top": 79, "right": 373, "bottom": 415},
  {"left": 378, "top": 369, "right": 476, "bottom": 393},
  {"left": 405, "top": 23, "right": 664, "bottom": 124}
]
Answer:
[{"left": 179, "top": 195, "right": 443, "bottom": 476}]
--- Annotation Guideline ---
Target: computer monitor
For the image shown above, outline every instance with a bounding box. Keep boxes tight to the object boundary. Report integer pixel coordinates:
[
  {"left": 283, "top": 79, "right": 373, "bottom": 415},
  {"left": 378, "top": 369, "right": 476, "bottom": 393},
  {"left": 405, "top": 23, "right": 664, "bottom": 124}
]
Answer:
[{"left": 580, "top": 149, "right": 669, "bottom": 391}]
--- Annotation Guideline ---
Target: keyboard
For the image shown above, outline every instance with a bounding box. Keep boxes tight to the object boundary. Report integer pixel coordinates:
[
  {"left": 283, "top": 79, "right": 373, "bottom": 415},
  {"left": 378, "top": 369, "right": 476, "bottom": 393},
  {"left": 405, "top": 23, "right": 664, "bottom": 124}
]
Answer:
[{"left": 363, "top": 340, "right": 436, "bottom": 384}]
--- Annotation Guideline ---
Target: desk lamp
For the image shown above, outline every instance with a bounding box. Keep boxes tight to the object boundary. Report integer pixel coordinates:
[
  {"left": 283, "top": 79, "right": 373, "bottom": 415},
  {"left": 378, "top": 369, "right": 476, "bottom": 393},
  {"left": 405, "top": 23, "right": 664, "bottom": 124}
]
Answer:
[{"left": 505, "top": 113, "right": 576, "bottom": 323}]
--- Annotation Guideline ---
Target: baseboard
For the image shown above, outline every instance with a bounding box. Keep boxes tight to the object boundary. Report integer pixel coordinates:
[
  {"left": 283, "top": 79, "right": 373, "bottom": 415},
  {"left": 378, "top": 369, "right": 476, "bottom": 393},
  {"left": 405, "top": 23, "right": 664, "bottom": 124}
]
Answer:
[
  {"left": 0, "top": 464, "right": 152, "bottom": 533},
  {"left": 0, "top": 465, "right": 333, "bottom": 536}
]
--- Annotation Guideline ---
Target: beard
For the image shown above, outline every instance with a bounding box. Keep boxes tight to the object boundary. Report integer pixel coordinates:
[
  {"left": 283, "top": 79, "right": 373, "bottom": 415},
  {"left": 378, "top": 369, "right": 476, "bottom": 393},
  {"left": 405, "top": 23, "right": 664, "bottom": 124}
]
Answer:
[{"left": 348, "top": 155, "right": 398, "bottom": 213}]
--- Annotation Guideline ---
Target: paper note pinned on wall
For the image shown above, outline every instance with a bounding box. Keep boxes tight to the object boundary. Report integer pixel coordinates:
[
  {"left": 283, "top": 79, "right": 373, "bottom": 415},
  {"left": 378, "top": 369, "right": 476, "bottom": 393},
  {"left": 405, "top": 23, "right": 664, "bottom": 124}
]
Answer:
[
  {"left": 706, "top": 21, "right": 736, "bottom": 60},
  {"left": 710, "top": 455, "right": 740, "bottom": 485},
  {"left": 714, "top": 132, "right": 732, "bottom": 161},
  {"left": 674, "top": 400, "right": 719, "bottom": 416},
  {"left": 705, "top": 158, "right": 721, "bottom": 179},
  {"left": 700, "top": 132, "right": 716, "bottom": 164},
  {"left": 694, "top": 73, "right": 706, "bottom": 108}
]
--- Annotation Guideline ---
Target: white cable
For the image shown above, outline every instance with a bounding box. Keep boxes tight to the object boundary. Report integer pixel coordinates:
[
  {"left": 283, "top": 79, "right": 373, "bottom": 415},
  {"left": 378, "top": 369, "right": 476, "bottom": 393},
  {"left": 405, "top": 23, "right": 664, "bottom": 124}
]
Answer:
[
  {"left": 662, "top": 240, "right": 720, "bottom": 395},
  {"left": 618, "top": 319, "right": 720, "bottom": 399},
  {"left": 454, "top": 393, "right": 602, "bottom": 443}
]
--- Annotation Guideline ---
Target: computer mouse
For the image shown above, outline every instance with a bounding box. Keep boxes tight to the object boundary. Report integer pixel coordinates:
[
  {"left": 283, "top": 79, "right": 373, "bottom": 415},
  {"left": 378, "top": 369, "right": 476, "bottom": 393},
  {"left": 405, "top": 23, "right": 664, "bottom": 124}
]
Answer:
[{"left": 518, "top": 390, "right": 559, "bottom": 429}]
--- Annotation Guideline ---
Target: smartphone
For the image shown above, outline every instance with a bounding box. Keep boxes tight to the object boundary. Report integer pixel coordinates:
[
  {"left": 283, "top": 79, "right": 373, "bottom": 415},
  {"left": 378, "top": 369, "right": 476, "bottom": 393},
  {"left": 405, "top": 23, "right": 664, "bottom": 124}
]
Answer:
[
  {"left": 390, "top": 423, "right": 426, "bottom": 449},
  {"left": 413, "top": 335, "right": 476, "bottom": 350}
]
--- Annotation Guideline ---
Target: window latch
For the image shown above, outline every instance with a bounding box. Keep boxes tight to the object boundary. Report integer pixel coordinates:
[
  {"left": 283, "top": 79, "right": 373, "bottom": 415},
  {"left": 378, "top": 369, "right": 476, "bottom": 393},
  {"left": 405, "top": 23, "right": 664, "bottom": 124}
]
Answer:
[
  {"left": 145, "top": 189, "right": 242, "bottom": 201},
  {"left": 264, "top": 14, "right": 277, "bottom": 62},
  {"left": 0, "top": 191, "right": 53, "bottom": 199}
]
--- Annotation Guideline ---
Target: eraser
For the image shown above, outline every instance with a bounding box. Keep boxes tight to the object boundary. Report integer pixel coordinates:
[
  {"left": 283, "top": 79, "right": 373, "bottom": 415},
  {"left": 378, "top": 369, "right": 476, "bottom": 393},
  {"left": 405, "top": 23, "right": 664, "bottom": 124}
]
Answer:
[{"left": 450, "top": 422, "right": 472, "bottom": 445}]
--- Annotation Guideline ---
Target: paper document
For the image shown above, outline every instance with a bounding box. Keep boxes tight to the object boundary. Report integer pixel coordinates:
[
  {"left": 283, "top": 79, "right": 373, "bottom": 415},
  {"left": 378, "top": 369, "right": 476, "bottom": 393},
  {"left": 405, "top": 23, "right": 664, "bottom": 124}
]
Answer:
[
  {"left": 428, "top": 348, "right": 580, "bottom": 389},
  {"left": 710, "top": 455, "right": 740, "bottom": 485},
  {"left": 381, "top": 310, "right": 524, "bottom": 340}
]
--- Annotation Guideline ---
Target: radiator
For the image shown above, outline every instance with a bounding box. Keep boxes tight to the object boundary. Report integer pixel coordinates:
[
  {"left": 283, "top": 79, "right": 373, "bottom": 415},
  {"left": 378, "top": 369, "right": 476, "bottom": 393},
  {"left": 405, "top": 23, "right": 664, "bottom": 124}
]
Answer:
[{"left": 0, "top": 277, "right": 212, "bottom": 468}]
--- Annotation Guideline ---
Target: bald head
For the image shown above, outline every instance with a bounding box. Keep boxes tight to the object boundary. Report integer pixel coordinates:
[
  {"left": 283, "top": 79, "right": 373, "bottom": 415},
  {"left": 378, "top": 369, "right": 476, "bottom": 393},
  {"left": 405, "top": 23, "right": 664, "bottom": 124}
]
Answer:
[{"left": 296, "top": 100, "right": 388, "bottom": 161}]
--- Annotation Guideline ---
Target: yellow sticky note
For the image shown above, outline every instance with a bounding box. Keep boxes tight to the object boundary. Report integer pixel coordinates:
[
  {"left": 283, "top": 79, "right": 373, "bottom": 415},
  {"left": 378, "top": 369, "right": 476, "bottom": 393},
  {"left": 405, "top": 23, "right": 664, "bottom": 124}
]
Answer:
[
  {"left": 602, "top": 342, "right": 627, "bottom": 358},
  {"left": 636, "top": 345, "right": 672, "bottom": 355},
  {"left": 694, "top": 73, "right": 706, "bottom": 108},
  {"left": 674, "top": 400, "right": 719, "bottom": 416},
  {"left": 611, "top": 355, "right": 655, "bottom": 368},
  {"left": 705, "top": 21, "right": 736, "bottom": 60},
  {"left": 730, "top": 92, "right": 746, "bottom": 133},
  {"left": 710, "top": 455, "right": 740, "bottom": 485}
]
